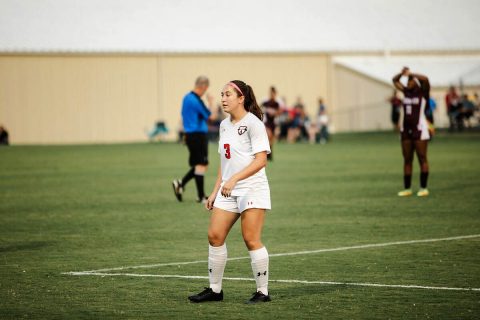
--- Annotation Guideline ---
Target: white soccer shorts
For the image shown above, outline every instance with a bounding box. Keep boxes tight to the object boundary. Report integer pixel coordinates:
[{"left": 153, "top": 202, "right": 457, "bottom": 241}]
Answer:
[{"left": 213, "top": 188, "right": 271, "bottom": 214}]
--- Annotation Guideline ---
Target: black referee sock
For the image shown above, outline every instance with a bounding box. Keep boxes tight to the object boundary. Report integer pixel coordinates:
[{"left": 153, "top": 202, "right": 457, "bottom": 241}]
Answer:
[
  {"left": 420, "top": 171, "right": 429, "bottom": 189},
  {"left": 194, "top": 174, "right": 205, "bottom": 199},
  {"left": 404, "top": 175, "right": 412, "bottom": 189},
  {"left": 181, "top": 168, "right": 195, "bottom": 187}
]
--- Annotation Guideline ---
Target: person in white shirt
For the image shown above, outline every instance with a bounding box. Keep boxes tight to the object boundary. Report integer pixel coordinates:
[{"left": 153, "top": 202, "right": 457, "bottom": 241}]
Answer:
[{"left": 188, "top": 80, "right": 272, "bottom": 304}]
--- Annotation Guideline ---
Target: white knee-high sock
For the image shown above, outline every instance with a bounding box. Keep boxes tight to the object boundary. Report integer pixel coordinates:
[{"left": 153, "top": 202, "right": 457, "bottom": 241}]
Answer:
[
  {"left": 208, "top": 244, "right": 227, "bottom": 293},
  {"left": 249, "top": 246, "right": 269, "bottom": 295}
]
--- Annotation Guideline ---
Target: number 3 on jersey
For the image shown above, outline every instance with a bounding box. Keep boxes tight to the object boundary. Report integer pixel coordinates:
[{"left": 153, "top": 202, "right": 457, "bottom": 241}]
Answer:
[{"left": 224, "top": 143, "right": 231, "bottom": 159}]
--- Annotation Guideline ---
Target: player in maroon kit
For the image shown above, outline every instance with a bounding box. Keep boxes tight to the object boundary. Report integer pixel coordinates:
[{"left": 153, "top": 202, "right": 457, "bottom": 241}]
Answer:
[
  {"left": 392, "top": 67, "right": 431, "bottom": 197},
  {"left": 261, "top": 87, "right": 282, "bottom": 161}
]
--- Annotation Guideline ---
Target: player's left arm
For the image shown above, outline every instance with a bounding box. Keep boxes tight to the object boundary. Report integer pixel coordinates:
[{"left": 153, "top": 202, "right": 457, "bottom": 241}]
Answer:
[
  {"left": 411, "top": 73, "right": 428, "bottom": 81},
  {"left": 221, "top": 151, "right": 267, "bottom": 197},
  {"left": 412, "top": 73, "right": 431, "bottom": 109},
  {"left": 392, "top": 73, "right": 405, "bottom": 91}
]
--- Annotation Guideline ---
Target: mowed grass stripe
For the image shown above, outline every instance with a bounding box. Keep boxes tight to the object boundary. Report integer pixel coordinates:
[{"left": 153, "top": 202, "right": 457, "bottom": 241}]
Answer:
[{"left": 71, "top": 233, "right": 480, "bottom": 273}]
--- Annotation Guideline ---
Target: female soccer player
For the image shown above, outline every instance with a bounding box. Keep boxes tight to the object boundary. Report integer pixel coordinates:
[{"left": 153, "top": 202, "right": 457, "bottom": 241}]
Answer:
[
  {"left": 392, "top": 67, "right": 430, "bottom": 197},
  {"left": 188, "top": 80, "right": 272, "bottom": 304}
]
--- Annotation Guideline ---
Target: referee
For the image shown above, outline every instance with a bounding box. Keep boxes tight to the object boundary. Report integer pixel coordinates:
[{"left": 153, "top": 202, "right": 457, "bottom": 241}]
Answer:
[{"left": 172, "top": 76, "right": 212, "bottom": 203}]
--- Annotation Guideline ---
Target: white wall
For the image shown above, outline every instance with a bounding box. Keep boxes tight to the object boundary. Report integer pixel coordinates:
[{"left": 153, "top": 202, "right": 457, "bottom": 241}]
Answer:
[{"left": 332, "top": 65, "right": 392, "bottom": 132}]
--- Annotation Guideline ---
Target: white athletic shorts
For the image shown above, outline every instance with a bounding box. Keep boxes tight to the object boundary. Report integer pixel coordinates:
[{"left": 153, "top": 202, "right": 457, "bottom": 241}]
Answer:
[{"left": 213, "top": 187, "right": 271, "bottom": 214}]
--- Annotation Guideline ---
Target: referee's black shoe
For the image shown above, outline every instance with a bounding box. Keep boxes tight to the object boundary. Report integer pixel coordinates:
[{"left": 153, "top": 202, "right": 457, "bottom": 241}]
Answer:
[
  {"left": 246, "top": 291, "right": 271, "bottom": 304},
  {"left": 172, "top": 179, "right": 183, "bottom": 202},
  {"left": 196, "top": 196, "right": 208, "bottom": 204},
  {"left": 188, "top": 287, "right": 223, "bottom": 303}
]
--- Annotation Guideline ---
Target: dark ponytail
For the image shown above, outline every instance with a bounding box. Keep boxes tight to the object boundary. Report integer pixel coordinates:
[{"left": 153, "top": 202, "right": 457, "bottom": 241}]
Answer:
[{"left": 229, "top": 80, "right": 263, "bottom": 121}]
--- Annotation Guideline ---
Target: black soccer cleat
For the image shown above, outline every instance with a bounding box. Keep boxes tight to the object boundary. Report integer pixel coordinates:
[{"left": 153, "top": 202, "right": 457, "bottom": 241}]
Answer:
[
  {"left": 172, "top": 179, "right": 183, "bottom": 202},
  {"left": 246, "top": 291, "right": 271, "bottom": 304},
  {"left": 188, "top": 287, "right": 223, "bottom": 303}
]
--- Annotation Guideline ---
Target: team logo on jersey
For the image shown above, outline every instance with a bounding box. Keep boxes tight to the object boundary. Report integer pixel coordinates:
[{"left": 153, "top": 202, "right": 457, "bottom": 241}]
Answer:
[{"left": 238, "top": 126, "right": 248, "bottom": 135}]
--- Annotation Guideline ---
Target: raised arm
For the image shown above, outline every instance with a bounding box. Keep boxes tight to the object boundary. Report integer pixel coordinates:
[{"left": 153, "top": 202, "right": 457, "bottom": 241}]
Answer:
[
  {"left": 411, "top": 73, "right": 430, "bottom": 91},
  {"left": 392, "top": 72, "right": 404, "bottom": 92}
]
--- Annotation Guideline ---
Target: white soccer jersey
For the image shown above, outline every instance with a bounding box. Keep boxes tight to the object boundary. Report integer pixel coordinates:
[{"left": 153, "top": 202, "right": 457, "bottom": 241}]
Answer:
[{"left": 218, "top": 112, "right": 271, "bottom": 196}]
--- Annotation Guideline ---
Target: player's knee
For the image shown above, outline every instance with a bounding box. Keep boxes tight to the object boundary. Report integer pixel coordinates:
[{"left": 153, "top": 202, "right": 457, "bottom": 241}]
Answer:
[
  {"left": 402, "top": 152, "right": 414, "bottom": 163},
  {"left": 208, "top": 230, "right": 225, "bottom": 246},
  {"left": 195, "top": 165, "right": 207, "bottom": 175},
  {"left": 243, "top": 238, "right": 262, "bottom": 251},
  {"left": 418, "top": 156, "right": 428, "bottom": 164},
  {"left": 420, "top": 161, "right": 429, "bottom": 172}
]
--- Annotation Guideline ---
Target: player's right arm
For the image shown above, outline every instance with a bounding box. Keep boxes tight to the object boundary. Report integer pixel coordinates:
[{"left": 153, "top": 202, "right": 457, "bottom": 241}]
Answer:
[
  {"left": 206, "top": 166, "right": 222, "bottom": 210},
  {"left": 392, "top": 73, "right": 404, "bottom": 92}
]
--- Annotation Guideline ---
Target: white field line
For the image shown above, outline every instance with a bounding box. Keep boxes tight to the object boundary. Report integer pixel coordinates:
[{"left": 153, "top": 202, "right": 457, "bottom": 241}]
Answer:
[
  {"left": 76, "top": 234, "right": 480, "bottom": 274},
  {"left": 62, "top": 272, "right": 480, "bottom": 292}
]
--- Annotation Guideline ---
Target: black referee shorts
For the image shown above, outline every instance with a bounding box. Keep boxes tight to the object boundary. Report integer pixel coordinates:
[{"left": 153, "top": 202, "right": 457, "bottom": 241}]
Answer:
[{"left": 185, "top": 132, "right": 209, "bottom": 167}]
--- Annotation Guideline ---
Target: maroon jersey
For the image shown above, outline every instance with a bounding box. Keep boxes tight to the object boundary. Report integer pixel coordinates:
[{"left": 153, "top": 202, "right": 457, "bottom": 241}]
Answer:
[
  {"left": 401, "top": 87, "right": 429, "bottom": 140},
  {"left": 262, "top": 99, "right": 279, "bottom": 129}
]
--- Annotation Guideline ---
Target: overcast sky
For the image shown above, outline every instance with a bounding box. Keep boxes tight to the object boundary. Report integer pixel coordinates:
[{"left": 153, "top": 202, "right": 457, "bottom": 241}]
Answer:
[{"left": 1, "top": 0, "right": 479, "bottom": 53}]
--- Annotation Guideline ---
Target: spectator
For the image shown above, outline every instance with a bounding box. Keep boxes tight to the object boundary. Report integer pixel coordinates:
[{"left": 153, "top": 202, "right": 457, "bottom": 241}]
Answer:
[
  {"left": 146, "top": 120, "right": 169, "bottom": 141},
  {"left": 426, "top": 97, "right": 437, "bottom": 137},
  {"left": 261, "top": 87, "right": 282, "bottom": 160},
  {"left": 426, "top": 97, "right": 436, "bottom": 123},
  {"left": 0, "top": 125, "right": 9, "bottom": 145},
  {"left": 177, "top": 119, "right": 185, "bottom": 143},
  {"left": 276, "top": 97, "right": 290, "bottom": 141},
  {"left": 287, "top": 97, "right": 307, "bottom": 143},
  {"left": 388, "top": 90, "right": 402, "bottom": 131},
  {"left": 461, "top": 94, "right": 476, "bottom": 128},
  {"left": 473, "top": 92, "right": 480, "bottom": 123},
  {"left": 207, "top": 104, "right": 226, "bottom": 142},
  {"left": 317, "top": 98, "right": 329, "bottom": 144},
  {"left": 445, "top": 86, "right": 460, "bottom": 131}
]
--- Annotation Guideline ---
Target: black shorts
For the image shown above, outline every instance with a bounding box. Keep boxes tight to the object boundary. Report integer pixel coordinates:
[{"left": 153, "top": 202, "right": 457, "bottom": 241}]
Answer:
[
  {"left": 401, "top": 129, "right": 421, "bottom": 141},
  {"left": 391, "top": 110, "right": 400, "bottom": 124},
  {"left": 185, "top": 132, "right": 209, "bottom": 167}
]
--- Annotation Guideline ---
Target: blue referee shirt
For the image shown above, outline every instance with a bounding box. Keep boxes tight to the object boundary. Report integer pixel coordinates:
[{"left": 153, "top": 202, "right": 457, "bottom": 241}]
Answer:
[{"left": 181, "top": 91, "right": 211, "bottom": 133}]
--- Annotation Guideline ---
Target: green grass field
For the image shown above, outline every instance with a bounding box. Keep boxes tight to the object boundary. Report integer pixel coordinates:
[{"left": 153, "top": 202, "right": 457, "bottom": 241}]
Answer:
[{"left": 1, "top": 131, "right": 479, "bottom": 319}]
